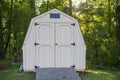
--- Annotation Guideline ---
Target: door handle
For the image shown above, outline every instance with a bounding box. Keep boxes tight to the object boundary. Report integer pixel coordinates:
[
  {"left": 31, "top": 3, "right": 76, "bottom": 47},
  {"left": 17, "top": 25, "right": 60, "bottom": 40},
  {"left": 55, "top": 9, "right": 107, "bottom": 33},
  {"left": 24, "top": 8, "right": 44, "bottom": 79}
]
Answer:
[{"left": 55, "top": 43, "right": 58, "bottom": 45}]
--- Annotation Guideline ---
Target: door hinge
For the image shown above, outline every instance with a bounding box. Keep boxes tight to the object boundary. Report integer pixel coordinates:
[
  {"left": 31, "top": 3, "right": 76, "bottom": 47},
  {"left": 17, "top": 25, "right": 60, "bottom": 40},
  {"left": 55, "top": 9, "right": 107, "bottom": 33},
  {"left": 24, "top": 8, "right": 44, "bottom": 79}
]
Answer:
[
  {"left": 71, "top": 23, "right": 75, "bottom": 26},
  {"left": 34, "top": 42, "right": 39, "bottom": 46},
  {"left": 35, "top": 22, "right": 39, "bottom": 26},
  {"left": 71, "top": 65, "right": 75, "bottom": 68},
  {"left": 70, "top": 43, "right": 75, "bottom": 46}
]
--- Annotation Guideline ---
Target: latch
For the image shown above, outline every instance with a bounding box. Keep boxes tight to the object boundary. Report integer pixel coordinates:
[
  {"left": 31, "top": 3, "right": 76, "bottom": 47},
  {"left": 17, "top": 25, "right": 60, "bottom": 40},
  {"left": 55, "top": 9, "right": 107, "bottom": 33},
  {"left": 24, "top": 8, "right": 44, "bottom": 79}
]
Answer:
[{"left": 55, "top": 43, "right": 58, "bottom": 45}]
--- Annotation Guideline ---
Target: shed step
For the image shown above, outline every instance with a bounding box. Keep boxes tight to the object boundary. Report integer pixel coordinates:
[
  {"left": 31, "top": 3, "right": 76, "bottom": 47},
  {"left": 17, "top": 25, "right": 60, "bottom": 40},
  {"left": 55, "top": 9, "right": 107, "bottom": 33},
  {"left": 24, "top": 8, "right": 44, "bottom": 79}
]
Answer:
[{"left": 36, "top": 68, "right": 81, "bottom": 80}]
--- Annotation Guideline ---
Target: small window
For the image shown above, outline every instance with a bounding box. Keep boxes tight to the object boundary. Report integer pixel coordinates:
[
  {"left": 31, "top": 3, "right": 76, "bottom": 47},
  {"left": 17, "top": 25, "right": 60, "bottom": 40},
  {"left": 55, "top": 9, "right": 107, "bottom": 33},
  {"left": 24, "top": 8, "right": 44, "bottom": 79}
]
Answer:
[{"left": 50, "top": 13, "right": 60, "bottom": 18}]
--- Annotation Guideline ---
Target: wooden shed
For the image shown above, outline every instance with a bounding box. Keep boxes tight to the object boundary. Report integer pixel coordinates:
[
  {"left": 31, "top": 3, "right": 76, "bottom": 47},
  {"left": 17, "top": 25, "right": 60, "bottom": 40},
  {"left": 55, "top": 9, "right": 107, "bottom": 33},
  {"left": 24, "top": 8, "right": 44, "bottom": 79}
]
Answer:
[{"left": 22, "top": 9, "right": 86, "bottom": 71}]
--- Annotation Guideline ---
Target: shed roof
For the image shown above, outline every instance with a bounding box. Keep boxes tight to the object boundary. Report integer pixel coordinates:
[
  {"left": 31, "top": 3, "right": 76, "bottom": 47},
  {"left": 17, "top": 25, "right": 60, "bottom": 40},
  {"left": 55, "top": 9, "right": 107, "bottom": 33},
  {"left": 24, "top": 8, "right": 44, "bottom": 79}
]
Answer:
[
  {"left": 22, "top": 9, "right": 86, "bottom": 49},
  {"left": 33, "top": 8, "right": 77, "bottom": 22}
]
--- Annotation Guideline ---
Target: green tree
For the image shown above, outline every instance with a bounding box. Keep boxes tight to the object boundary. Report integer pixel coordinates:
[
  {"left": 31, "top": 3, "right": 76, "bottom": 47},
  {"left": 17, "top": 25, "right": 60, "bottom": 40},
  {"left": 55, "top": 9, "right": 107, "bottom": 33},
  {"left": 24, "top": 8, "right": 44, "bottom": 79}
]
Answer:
[{"left": 72, "top": 0, "right": 119, "bottom": 69}]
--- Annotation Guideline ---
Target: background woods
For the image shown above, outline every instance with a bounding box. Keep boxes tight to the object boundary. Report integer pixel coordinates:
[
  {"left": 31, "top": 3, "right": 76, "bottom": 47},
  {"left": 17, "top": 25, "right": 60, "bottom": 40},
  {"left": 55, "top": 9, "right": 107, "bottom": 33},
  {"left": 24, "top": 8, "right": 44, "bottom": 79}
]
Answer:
[{"left": 0, "top": 0, "right": 120, "bottom": 70}]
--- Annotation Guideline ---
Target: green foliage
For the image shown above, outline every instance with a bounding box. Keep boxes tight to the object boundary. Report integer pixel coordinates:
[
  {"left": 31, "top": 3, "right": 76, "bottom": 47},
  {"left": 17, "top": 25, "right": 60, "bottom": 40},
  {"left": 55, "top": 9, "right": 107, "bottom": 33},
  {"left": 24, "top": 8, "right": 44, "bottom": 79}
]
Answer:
[
  {"left": 74, "top": 0, "right": 120, "bottom": 70},
  {"left": 0, "top": 59, "right": 12, "bottom": 67},
  {"left": 0, "top": 0, "right": 33, "bottom": 59}
]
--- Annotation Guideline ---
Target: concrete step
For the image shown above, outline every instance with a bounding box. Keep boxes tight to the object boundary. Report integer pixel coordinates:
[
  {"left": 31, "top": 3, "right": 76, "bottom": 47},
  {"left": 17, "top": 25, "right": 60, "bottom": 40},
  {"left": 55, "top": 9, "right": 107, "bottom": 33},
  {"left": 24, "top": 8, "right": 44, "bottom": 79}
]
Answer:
[{"left": 36, "top": 68, "right": 81, "bottom": 80}]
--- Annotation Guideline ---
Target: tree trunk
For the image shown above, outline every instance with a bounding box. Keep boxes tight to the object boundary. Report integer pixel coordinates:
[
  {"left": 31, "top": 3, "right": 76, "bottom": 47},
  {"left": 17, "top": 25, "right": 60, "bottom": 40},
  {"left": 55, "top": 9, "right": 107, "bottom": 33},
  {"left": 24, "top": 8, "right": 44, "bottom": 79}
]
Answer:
[
  {"left": 116, "top": 6, "right": 120, "bottom": 41},
  {"left": 0, "top": 16, "right": 4, "bottom": 59},
  {"left": 69, "top": 0, "right": 72, "bottom": 16},
  {"left": 30, "top": 0, "right": 35, "bottom": 16},
  {"left": 46, "top": 0, "right": 49, "bottom": 11},
  {"left": 108, "top": 0, "right": 111, "bottom": 33},
  {"left": 13, "top": 26, "right": 17, "bottom": 54},
  {"left": 3, "top": 0, "right": 13, "bottom": 58}
]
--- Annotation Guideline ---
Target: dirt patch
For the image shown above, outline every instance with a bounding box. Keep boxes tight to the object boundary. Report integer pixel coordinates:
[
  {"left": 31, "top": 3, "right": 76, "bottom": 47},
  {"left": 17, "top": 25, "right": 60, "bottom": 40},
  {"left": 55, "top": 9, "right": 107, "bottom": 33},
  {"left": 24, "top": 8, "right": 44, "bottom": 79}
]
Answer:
[{"left": 0, "top": 64, "right": 8, "bottom": 73}]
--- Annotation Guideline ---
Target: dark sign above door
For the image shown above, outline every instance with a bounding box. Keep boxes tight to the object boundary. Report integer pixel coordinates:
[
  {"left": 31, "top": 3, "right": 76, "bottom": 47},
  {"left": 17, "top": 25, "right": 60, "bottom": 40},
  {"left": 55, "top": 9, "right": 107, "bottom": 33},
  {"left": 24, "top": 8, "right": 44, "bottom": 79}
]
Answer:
[{"left": 50, "top": 13, "right": 60, "bottom": 18}]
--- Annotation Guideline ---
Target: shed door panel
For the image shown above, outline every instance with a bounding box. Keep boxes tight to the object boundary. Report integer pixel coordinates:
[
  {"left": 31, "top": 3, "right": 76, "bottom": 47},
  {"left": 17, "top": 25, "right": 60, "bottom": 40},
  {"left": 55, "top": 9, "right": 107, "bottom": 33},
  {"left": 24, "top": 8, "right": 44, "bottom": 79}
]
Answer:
[
  {"left": 55, "top": 23, "right": 74, "bottom": 67},
  {"left": 36, "top": 23, "right": 54, "bottom": 68}
]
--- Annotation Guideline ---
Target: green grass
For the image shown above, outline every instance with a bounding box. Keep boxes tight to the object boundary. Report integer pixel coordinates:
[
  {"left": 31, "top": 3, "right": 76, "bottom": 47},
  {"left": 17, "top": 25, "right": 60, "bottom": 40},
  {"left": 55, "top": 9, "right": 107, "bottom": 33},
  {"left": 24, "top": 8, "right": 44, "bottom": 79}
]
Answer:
[
  {"left": 0, "top": 70, "right": 35, "bottom": 80},
  {"left": 80, "top": 69, "right": 120, "bottom": 80},
  {"left": 0, "top": 59, "right": 35, "bottom": 80},
  {"left": 0, "top": 68, "right": 119, "bottom": 80},
  {"left": 0, "top": 59, "right": 120, "bottom": 80}
]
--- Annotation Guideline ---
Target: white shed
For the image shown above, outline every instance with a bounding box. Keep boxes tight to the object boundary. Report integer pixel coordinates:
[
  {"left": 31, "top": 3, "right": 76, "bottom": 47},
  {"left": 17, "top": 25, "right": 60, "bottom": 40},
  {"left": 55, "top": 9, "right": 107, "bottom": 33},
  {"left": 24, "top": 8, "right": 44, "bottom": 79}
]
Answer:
[{"left": 22, "top": 9, "right": 86, "bottom": 71}]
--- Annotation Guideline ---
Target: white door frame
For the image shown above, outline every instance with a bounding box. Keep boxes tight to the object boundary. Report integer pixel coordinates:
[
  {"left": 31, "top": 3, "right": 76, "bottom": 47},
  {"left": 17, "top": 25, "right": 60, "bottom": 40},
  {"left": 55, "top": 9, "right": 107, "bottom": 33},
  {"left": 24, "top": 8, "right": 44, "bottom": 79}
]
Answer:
[{"left": 35, "top": 22, "right": 74, "bottom": 68}]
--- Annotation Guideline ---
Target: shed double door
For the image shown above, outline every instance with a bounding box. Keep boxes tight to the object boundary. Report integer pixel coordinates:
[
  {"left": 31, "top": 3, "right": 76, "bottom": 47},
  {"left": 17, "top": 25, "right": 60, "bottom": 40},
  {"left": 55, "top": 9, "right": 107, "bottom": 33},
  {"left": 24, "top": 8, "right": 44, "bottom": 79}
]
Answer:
[{"left": 35, "top": 23, "right": 74, "bottom": 68}]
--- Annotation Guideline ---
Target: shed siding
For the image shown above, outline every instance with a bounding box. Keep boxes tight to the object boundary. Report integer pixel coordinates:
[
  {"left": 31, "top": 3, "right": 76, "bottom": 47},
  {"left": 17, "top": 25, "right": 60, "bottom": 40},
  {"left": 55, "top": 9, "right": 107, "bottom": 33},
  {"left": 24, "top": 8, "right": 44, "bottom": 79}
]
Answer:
[{"left": 23, "top": 23, "right": 35, "bottom": 71}]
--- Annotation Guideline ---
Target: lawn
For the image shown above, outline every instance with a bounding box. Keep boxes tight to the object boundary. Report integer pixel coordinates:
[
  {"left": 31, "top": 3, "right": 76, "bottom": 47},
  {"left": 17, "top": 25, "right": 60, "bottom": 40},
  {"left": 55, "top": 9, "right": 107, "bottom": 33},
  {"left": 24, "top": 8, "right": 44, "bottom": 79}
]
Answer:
[
  {"left": 0, "top": 60, "right": 120, "bottom": 80},
  {"left": 0, "top": 70, "right": 35, "bottom": 80},
  {"left": 0, "top": 68, "right": 119, "bottom": 80},
  {"left": 79, "top": 69, "right": 120, "bottom": 80}
]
